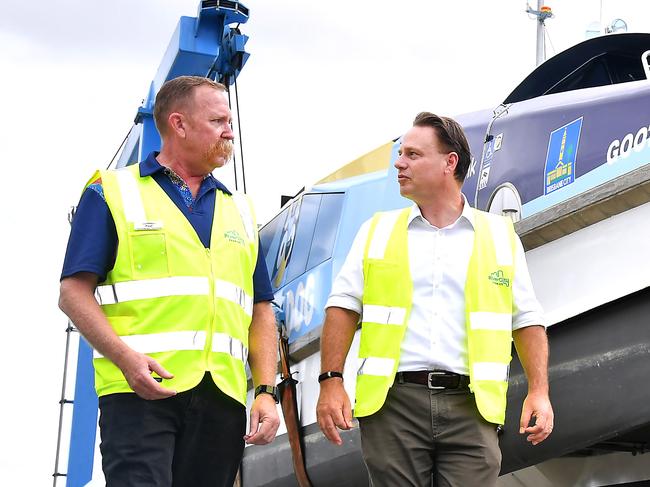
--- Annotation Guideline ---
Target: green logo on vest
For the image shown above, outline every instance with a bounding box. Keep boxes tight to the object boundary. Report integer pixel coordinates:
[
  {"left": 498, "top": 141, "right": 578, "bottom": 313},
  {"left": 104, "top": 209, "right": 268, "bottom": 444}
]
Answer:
[
  {"left": 488, "top": 270, "right": 510, "bottom": 287},
  {"left": 224, "top": 230, "right": 245, "bottom": 245}
]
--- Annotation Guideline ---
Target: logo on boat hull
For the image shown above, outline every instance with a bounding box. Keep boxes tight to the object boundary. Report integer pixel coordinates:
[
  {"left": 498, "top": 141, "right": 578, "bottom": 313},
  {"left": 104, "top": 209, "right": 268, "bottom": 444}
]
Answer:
[
  {"left": 606, "top": 122, "right": 650, "bottom": 164},
  {"left": 544, "top": 117, "right": 582, "bottom": 195}
]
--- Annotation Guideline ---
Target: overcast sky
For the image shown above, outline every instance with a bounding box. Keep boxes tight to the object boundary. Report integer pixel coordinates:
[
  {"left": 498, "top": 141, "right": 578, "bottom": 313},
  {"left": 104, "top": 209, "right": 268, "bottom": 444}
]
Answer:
[{"left": 1, "top": 1, "right": 649, "bottom": 484}]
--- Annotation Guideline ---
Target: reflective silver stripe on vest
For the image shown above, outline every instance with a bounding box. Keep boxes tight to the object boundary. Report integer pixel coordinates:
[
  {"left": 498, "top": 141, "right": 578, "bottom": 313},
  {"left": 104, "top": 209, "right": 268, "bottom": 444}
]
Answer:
[
  {"left": 93, "top": 330, "right": 207, "bottom": 359},
  {"left": 211, "top": 332, "right": 248, "bottom": 363},
  {"left": 487, "top": 215, "right": 513, "bottom": 267},
  {"left": 116, "top": 168, "right": 146, "bottom": 224},
  {"left": 215, "top": 279, "right": 253, "bottom": 317},
  {"left": 357, "top": 357, "right": 395, "bottom": 377},
  {"left": 469, "top": 312, "right": 512, "bottom": 331},
  {"left": 362, "top": 304, "right": 407, "bottom": 325},
  {"left": 472, "top": 362, "right": 509, "bottom": 382},
  {"left": 231, "top": 192, "right": 255, "bottom": 242},
  {"left": 96, "top": 276, "right": 210, "bottom": 305},
  {"left": 367, "top": 210, "right": 402, "bottom": 259}
]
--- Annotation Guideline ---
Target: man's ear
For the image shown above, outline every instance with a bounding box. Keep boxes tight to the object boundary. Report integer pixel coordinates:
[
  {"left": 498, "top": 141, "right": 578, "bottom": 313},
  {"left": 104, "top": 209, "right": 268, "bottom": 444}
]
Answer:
[
  {"left": 446, "top": 152, "right": 459, "bottom": 175},
  {"left": 168, "top": 112, "right": 186, "bottom": 138}
]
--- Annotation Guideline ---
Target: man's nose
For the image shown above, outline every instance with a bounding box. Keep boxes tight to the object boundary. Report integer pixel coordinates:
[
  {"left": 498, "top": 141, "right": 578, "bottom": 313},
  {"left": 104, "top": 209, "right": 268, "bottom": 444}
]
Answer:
[
  {"left": 223, "top": 124, "right": 235, "bottom": 140},
  {"left": 394, "top": 155, "right": 406, "bottom": 169}
]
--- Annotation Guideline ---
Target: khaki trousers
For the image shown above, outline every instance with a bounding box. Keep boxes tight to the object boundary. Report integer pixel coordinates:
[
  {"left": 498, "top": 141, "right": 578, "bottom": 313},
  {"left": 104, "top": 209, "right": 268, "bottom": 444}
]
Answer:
[{"left": 358, "top": 381, "right": 501, "bottom": 487}]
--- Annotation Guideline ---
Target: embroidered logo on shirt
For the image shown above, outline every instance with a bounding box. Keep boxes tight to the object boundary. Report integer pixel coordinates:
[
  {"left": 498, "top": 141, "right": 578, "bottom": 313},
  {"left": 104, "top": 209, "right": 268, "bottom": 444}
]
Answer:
[
  {"left": 488, "top": 270, "right": 510, "bottom": 287},
  {"left": 224, "top": 230, "right": 245, "bottom": 245}
]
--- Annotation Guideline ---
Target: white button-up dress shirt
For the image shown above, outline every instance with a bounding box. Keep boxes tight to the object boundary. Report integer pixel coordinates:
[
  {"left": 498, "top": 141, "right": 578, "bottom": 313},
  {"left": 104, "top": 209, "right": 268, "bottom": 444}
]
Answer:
[{"left": 326, "top": 197, "right": 544, "bottom": 376}]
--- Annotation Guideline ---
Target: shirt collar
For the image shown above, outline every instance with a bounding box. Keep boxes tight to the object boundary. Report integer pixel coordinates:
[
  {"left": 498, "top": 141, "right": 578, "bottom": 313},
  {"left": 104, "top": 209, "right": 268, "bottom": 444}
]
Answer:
[
  {"left": 408, "top": 193, "right": 475, "bottom": 229},
  {"left": 139, "top": 151, "right": 232, "bottom": 195}
]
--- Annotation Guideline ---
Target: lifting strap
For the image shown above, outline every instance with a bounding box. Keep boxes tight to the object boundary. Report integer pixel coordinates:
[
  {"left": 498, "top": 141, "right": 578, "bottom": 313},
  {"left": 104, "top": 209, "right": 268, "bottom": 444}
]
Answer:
[{"left": 277, "top": 329, "right": 312, "bottom": 487}]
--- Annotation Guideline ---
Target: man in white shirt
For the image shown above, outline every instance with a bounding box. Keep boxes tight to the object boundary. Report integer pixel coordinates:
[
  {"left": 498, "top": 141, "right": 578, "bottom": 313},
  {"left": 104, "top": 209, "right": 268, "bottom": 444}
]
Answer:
[{"left": 316, "top": 112, "right": 553, "bottom": 486}]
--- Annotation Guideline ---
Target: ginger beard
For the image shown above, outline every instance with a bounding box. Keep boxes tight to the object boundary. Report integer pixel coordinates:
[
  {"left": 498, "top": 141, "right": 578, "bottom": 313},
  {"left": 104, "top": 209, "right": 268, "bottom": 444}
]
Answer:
[{"left": 205, "top": 137, "right": 234, "bottom": 169}]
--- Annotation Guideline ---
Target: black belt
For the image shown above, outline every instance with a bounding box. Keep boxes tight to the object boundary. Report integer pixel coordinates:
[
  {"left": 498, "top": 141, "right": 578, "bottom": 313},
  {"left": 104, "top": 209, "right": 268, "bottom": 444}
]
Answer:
[{"left": 395, "top": 370, "right": 470, "bottom": 390}]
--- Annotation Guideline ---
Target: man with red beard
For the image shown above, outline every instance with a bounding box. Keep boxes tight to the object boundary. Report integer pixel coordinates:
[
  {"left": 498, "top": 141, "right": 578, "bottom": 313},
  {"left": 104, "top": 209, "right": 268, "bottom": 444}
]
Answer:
[{"left": 59, "top": 76, "right": 280, "bottom": 486}]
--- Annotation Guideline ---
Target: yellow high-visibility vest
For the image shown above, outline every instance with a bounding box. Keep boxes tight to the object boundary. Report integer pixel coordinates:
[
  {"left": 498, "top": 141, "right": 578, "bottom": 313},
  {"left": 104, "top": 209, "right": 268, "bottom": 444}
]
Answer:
[
  {"left": 87, "top": 164, "right": 258, "bottom": 405},
  {"left": 355, "top": 207, "right": 516, "bottom": 424}
]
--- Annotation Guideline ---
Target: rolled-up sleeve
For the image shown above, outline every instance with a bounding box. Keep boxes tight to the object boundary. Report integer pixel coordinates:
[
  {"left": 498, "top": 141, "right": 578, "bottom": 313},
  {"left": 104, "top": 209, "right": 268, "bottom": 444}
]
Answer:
[
  {"left": 325, "top": 220, "right": 372, "bottom": 315},
  {"left": 512, "top": 235, "right": 545, "bottom": 330}
]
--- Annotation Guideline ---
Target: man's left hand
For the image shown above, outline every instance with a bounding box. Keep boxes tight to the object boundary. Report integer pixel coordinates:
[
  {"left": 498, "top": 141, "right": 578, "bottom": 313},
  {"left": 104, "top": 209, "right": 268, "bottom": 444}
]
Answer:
[
  {"left": 519, "top": 391, "right": 554, "bottom": 445},
  {"left": 244, "top": 394, "right": 280, "bottom": 445}
]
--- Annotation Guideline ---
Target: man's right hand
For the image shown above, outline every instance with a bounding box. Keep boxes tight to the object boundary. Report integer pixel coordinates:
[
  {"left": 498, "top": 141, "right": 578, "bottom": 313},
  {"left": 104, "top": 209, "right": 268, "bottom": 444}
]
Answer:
[
  {"left": 116, "top": 350, "right": 177, "bottom": 400},
  {"left": 316, "top": 378, "right": 353, "bottom": 446},
  {"left": 59, "top": 274, "right": 177, "bottom": 400}
]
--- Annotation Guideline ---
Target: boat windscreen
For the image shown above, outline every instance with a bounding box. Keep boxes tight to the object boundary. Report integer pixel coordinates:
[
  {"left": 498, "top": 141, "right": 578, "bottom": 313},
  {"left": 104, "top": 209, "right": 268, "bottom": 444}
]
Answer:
[{"left": 504, "top": 33, "right": 650, "bottom": 104}]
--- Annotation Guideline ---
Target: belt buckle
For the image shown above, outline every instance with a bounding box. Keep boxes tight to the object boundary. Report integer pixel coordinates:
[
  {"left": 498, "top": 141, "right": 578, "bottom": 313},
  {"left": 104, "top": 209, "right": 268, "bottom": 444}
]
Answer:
[{"left": 427, "top": 371, "right": 447, "bottom": 390}]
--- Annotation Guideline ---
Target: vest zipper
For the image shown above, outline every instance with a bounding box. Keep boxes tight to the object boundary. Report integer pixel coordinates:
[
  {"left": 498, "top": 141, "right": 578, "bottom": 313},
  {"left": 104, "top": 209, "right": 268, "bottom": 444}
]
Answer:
[{"left": 205, "top": 247, "right": 216, "bottom": 368}]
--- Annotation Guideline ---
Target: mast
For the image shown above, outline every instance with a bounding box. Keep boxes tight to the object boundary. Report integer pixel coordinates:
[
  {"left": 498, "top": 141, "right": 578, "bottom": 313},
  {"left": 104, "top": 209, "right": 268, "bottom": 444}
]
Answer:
[{"left": 526, "top": 1, "right": 554, "bottom": 65}]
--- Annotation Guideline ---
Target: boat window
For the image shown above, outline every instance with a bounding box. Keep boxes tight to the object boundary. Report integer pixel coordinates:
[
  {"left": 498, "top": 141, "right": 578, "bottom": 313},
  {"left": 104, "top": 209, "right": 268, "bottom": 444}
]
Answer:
[
  {"left": 260, "top": 205, "right": 289, "bottom": 284},
  {"left": 282, "top": 195, "right": 320, "bottom": 285},
  {"left": 504, "top": 33, "right": 650, "bottom": 104},
  {"left": 261, "top": 192, "right": 345, "bottom": 290},
  {"left": 306, "top": 193, "right": 345, "bottom": 270},
  {"left": 545, "top": 52, "right": 647, "bottom": 96}
]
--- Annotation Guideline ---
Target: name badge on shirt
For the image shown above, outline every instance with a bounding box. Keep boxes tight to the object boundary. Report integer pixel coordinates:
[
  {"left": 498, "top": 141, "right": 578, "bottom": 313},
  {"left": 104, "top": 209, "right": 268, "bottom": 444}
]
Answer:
[{"left": 134, "top": 221, "right": 163, "bottom": 231}]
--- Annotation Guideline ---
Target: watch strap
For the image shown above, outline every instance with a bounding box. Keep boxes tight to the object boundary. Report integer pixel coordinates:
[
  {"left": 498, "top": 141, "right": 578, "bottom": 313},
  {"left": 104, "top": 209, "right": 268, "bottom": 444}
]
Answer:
[
  {"left": 254, "top": 384, "right": 279, "bottom": 403},
  {"left": 318, "top": 371, "right": 344, "bottom": 383}
]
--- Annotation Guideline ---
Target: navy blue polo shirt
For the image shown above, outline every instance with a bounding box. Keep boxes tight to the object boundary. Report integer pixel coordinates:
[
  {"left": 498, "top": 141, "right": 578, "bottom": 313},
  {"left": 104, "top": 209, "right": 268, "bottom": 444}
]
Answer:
[{"left": 61, "top": 152, "right": 274, "bottom": 303}]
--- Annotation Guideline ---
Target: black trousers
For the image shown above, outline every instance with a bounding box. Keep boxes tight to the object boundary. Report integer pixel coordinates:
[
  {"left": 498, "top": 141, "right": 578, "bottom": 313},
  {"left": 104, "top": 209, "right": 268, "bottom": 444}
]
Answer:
[{"left": 98, "top": 373, "right": 246, "bottom": 487}]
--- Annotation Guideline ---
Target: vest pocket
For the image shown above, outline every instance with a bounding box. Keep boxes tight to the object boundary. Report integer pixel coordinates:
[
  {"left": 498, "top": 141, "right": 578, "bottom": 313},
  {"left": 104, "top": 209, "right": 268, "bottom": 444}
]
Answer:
[
  {"left": 129, "top": 232, "right": 170, "bottom": 278},
  {"left": 364, "top": 260, "right": 400, "bottom": 296}
]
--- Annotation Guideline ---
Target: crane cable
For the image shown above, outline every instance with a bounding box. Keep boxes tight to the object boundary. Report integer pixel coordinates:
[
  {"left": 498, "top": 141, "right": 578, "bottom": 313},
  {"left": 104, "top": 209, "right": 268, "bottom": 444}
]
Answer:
[
  {"left": 227, "top": 80, "right": 247, "bottom": 194},
  {"left": 105, "top": 124, "right": 134, "bottom": 170},
  {"left": 233, "top": 78, "right": 247, "bottom": 194},
  {"left": 226, "top": 88, "right": 240, "bottom": 191},
  {"left": 230, "top": 23, "right": 248, "bottom": 194}
]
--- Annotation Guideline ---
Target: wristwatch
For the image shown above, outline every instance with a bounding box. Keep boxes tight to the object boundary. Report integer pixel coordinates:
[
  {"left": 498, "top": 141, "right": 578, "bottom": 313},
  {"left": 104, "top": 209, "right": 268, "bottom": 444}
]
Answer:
[{"left": 254, "top": 384, "right": 279, "bottom": 403}]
